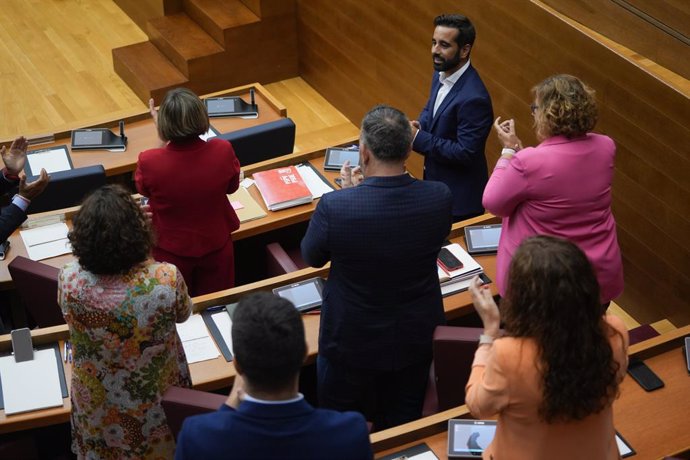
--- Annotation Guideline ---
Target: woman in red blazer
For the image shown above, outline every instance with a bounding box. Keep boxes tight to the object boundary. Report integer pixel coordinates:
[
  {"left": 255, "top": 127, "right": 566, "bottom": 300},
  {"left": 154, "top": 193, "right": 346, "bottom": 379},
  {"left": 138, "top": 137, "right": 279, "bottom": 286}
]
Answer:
[{"left": 135, "top": 88, "right": 240, "bottom": 296}]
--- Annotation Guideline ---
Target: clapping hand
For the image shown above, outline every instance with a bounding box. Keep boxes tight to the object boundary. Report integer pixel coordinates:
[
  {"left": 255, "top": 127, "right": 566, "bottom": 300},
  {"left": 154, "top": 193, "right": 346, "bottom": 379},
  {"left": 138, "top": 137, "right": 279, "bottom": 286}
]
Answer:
[
  {"left": 1, "top": 136, "right": 29, "bottom": 175},
  {"left": 339, "top": 160, "right": 364, "bottom": 188},
  {"left": 493, "top": 117, "right": 523, "bottom": 151},
  {"left": 469, "top": 276, "right": 500, "bottom": 338},
  {"left": 19, "top": 169, "right": 50, "bottom": 200},
  {"left": 149, "top": 98, "right": 159, "bottom": 126}
]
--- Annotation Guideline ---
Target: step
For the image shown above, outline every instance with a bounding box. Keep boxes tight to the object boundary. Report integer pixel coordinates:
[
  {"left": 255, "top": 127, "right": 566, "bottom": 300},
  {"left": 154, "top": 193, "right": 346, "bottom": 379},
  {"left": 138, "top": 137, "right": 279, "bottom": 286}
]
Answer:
[
  {"left": 147, "top": 12, "right": 225, "bottom": 78},
  {"left": 112, "top": 41, "right": 188, "bottom": 104},
  {"left": 184, "top": 0, "right": 260, "bottom": 45}
]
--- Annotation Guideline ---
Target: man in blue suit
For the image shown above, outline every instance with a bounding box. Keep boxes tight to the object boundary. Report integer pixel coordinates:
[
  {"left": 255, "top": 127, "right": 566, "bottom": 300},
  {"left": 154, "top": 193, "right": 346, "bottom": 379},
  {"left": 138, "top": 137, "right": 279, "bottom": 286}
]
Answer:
[
  {"left": 411, "top": 14, "right": 493, "bottom": 221},
  {"left": 301, "top": 105, "right": 452, "bottom": 430},
  {"left": 175, "top": 292, "right": 372, "bottom": 460}
]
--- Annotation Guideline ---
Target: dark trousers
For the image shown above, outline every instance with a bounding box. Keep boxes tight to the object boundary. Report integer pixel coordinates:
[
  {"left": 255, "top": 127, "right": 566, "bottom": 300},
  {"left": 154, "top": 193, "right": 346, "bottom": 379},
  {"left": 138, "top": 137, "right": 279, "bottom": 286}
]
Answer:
[{"left": 317, "top": 355, "right": 430, "bottom": 431}]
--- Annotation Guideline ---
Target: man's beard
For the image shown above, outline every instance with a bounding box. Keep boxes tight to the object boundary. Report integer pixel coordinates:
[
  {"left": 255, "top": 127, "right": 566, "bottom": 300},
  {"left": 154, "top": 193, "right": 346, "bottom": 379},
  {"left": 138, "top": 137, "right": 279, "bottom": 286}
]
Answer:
[{"left": 433, "top": 51, "right": 461, "bottom": 72}]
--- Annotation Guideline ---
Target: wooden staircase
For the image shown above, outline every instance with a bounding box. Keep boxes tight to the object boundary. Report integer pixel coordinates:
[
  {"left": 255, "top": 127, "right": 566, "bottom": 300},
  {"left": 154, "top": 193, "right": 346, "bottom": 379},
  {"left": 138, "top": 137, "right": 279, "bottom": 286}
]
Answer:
[{"left": 112, "top": 0, "right": 298, "bottom": 103}]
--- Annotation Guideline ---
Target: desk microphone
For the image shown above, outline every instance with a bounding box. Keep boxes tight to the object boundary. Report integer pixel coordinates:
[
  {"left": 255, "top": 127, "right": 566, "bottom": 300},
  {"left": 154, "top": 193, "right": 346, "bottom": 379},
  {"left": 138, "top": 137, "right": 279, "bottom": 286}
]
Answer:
[
  {"left": 119, "top": 120, "right": 128, "bottom": 145},
  {"left": 250, "top": 88, "right": 255, "bottom": 107}
]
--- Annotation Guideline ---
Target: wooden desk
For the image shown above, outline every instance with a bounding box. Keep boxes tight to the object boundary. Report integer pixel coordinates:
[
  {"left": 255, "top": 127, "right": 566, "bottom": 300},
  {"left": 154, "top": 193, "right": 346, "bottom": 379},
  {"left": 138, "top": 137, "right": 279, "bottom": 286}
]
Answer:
[
  {"left": 0, "top": 144, "right": 349, "bottom": 289},
  {"left": 372, "top": 325, "right": 690, "bottom": 459},
  {"left": 1, "top": 83, "right": 286, "bottom": 177},
  {"left": 0, "top": 216, "right": 499, "bottom": 434}
]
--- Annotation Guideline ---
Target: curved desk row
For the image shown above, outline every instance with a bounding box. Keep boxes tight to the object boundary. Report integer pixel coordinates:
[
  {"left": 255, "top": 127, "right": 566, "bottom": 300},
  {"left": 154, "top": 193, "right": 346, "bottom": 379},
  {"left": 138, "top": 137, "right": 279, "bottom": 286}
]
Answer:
[
  {"left": 0, "top": 215, "right": 499, "bottom": 434},
  {"left": 371, "top": 325, "right": 690, "bottom": 460},
  {"left": 0, "top": 83, "right": 286, "bottom": 177}
]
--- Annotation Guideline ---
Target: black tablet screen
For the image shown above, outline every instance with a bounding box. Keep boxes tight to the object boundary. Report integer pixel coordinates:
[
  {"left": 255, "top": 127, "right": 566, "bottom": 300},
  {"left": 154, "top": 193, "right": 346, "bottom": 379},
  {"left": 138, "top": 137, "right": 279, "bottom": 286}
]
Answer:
[{"left": 73, "top": 130, "right": 104, "bottom": 146}]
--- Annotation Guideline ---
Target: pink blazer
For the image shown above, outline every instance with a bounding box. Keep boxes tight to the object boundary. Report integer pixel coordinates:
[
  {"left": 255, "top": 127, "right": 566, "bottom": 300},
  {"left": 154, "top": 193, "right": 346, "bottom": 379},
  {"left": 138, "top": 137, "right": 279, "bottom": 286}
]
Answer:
[
  {"left": 465, "top": 315, "right": 629, "bottom": 460},
  {"left": 483, "top": 134, "right": 623, "bottom": 303}
]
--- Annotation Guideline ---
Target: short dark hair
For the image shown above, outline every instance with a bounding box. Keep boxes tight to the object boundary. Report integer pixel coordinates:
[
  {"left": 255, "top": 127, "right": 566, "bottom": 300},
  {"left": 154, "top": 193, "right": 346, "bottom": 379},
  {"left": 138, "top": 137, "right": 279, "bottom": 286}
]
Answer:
[
  {"left": 434, "top": 14, "right": 476, "bottom": 47},
  {"left": 502, "top": 236, "right": 621, "bottom": 423},
  {"left": 360, "top": 104, "right": 412, "bottom": 163},
  {"left": 232, "top": 292, "right": 306, "bottom": 392},
  {"left": 157, "top": 87, "right": 210, "bottom": 142},
  {"left": 69, "top": 185, "right": 153, "bottom": 275}
]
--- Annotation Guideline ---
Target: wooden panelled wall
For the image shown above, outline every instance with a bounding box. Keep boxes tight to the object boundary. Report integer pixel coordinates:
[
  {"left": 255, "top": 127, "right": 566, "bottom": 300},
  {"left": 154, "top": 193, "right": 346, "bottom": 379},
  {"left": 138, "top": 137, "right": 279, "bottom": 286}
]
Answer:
[
  {"left": 542, "top": 0, "right": 690, "bottom": 81},
  {"left": 296, "top": 0, "right": 690, "bottom": 325}
]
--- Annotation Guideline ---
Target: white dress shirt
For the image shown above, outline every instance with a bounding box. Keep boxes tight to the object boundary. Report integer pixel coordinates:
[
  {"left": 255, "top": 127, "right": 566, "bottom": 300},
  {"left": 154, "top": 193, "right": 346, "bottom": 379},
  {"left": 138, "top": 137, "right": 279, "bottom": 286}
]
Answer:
[{"left": 432, "top": 59, "right": 470, "bottom": 117}]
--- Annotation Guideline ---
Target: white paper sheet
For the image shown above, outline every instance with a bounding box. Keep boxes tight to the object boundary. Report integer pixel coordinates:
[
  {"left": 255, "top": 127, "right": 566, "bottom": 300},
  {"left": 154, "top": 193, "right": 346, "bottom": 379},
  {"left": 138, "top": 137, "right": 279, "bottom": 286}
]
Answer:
[
  {"left": 0, "top": 349, "right": 64, "bottom": 415},
  {"left": 19, "top": 223, "right": 71, "bottom": 261},
  {"left": 175, "top": 315, "right": 210, "bottom": 342},
  {"left": 180, "top": 337, "right": 220, "bottom": 363},
  {"left": 211, "top": 310, "right": 233, "bottom": 355},
  {"left": 199, "top": 128, "right": 217, "bottom": 141},
  {"left": 296, "top": 164, "right": 334, "bottom": 199},
  {"left": 27, "top": 149, "right": 72, "bottom": 175}
]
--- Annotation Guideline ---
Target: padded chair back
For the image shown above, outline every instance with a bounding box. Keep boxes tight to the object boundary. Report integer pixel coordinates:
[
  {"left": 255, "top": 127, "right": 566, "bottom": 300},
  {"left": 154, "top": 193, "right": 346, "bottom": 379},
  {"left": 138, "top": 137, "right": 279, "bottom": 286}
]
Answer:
[
  {"left": 265, "top": 242, "right": 306, "bottom": 277},
  {"left": 423, "top": 326, "right": 483, "bottom": 415},
  {"left": 8, "top": 256, "right": 63, "bottom": 327},
  {"left": 27, "top": 165, "right": 106, "bottom": 214},
  {"left": 162, "top": 386, "right": 226, "bottom": 440},
  {"left": 218, "top": 118, "right": 295, "bottom": 166}
]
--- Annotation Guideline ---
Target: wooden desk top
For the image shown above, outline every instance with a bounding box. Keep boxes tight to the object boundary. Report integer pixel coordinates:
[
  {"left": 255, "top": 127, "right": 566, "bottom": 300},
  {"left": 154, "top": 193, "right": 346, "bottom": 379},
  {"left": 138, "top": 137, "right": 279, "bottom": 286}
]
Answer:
[
  {"left": 372, "top": 325, "right": 690, "bottom": 460},
  {"left": 0, "top": 216, "right": 499, "bottom": 434},
  {"left": 0, "top": 147, "right": 348, "bottom": 290},
  {"left": 4, "top": 83, "right": 286, "bottom": 177}
]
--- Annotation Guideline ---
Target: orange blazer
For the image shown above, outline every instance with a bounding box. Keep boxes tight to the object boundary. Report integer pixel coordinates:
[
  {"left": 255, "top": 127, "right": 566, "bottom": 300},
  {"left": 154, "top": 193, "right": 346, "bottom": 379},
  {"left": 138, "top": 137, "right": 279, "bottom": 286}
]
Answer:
[
  {"left": 465, "top": 315, "right": 629, "bottom": 460},
  {"left": 136, "top": 138, "right": 240, "bottom": 258}
]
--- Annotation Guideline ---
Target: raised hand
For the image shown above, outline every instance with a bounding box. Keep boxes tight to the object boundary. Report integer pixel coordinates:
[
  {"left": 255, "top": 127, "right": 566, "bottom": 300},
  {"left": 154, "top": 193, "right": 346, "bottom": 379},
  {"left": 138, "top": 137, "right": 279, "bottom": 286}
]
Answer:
[{"left": 1, "top": 136, "right": 29, "bottom": 175}]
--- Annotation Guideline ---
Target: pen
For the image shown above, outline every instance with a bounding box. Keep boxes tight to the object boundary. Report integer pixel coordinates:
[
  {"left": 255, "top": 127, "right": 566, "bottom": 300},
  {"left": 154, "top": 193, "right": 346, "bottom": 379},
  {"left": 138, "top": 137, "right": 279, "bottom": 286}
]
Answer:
[
  {"left": 68, "top": 342, "right": 73, "bottom": 363},
  {"left": 63, "top": 341, "right": 69, "bottom": 362}
]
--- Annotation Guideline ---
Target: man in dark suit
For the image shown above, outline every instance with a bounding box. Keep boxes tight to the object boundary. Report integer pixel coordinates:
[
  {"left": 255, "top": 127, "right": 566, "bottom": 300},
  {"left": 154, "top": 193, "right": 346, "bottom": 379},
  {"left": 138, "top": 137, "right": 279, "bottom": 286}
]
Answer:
[
  {"left": 0, "top": 136, "right": 49, "bottom": 241},
  {"left": 411, "top": 13, "right": 493, "bottom": 221},
  {"left": 175, "top": 292, "right": 372, "bottom": 460},
  {"left": 301, "top": 105, "right": 452, "bottom": 430}
]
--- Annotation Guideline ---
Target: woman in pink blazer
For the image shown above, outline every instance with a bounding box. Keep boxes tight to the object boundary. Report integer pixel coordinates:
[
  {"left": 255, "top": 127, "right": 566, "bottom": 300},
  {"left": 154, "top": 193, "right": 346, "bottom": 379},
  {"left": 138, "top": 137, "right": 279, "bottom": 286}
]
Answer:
[
  {"left": 466, "top": 236, "right": 629, "bottom": 460},
  {"left": 136, "top": 88, "right": 240, "bottom": 296},
  {"left": 483, "top": 74, "right": 623, "bottom": 304}
]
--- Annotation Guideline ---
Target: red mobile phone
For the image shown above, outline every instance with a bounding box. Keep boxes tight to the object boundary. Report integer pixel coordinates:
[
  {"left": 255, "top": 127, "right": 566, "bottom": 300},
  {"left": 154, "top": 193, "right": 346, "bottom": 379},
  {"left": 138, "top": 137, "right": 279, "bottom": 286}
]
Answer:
[{"left": 438, "top": 247, "right": 463, "bottom": 272}]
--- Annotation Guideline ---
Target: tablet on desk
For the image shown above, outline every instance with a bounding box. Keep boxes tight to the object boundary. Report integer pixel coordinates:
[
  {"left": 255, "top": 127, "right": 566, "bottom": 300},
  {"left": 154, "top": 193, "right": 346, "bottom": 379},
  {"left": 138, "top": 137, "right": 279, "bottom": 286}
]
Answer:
[
  {"left": 323, "top": 147, "right": 360, "bottom": 171},
  {"left": 464, "top": 224, "right": 502, "bottom": 255},
  {"left": 273, "top": 278, "right": 324, "bottom": 312},
  {"left": 24, "top": 145, "right": 73, "bottom": 178},
  {"left": 204, "top": 96, "right": 258, "bottom": 118}
]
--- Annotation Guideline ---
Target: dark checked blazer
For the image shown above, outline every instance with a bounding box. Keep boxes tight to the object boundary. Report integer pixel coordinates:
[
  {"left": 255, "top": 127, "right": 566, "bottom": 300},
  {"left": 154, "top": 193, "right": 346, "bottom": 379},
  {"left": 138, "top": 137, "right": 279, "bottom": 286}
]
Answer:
[
  {"left": 301, "top": 174, "right": 452, "bottom": 370},
  {"left": 0, "top": 174, "right": 26, "bottom": 242}
]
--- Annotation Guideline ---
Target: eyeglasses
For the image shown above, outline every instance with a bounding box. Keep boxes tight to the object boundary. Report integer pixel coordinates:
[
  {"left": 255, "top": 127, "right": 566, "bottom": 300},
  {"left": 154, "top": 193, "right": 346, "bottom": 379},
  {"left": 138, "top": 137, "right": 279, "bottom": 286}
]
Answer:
[{"left": 530, "top": 104, "right": 538, "bottom": 115}]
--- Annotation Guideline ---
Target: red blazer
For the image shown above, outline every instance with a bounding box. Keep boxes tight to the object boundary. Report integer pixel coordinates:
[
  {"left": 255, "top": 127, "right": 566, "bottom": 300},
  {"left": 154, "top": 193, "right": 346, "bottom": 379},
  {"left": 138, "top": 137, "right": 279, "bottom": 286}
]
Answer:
[{"left": 135, "top": 138, "right": 240, "bottom": 258}]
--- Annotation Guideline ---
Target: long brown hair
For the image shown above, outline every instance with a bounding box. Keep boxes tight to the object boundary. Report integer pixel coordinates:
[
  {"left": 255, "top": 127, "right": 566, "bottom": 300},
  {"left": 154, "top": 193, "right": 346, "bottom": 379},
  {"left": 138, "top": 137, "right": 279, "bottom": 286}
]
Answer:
[{"left": 501, "top": 236, "right": 620, "bottom": 422}]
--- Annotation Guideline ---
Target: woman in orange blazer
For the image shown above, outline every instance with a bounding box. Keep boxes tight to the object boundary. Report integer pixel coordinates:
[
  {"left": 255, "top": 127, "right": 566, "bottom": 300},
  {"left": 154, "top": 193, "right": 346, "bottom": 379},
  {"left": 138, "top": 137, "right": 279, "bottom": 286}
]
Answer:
[
  {"left": 465, "top": 236, "right": 629, "bottom": 460},
  {"left": 136, "top": 88, "right": 240, "bottom": 296}
]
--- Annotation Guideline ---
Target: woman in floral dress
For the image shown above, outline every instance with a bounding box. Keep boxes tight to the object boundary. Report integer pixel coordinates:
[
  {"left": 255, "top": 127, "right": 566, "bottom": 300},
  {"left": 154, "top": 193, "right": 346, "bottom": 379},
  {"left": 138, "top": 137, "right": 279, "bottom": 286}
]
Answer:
[{"left": 58, "top": 185, "right": 192, "bottom": 459}]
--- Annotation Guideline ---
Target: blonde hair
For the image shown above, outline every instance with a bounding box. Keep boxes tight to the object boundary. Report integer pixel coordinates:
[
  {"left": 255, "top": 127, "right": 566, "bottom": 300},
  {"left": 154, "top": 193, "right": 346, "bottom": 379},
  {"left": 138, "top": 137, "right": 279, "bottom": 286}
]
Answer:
[
  {"left": 532, "top": 74, "right": 598, "bottom": 141},
  {"left": 157, "top": 87, "right": 209, "bottom": 142}
]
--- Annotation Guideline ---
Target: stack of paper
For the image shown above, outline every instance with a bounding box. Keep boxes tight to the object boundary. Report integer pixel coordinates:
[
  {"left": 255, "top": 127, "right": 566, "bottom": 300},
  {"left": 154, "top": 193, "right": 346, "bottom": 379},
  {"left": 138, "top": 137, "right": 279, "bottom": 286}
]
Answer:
[
  {"left": 295, "top": 164, "right": 334, "bottom": 199},
  {"left": 19, "top": 223, "right": 71, "bottom": 261},
  {"left": 175, "top": 315, "right": 220, "bottom": 364},
  {"left": 437, "top": 243, "right": 483, "bottom": 285},
  {"left": 0, "top": 349, "right": 64, "bottom": 415},
  {"left": 227, "top": 186, "right": 267, "bottom": 223}
]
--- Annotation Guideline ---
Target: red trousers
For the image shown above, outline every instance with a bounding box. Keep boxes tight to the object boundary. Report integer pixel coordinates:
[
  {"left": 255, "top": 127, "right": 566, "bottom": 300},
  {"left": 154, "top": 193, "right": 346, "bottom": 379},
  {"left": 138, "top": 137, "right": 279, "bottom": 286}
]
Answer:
[{"left": 153, "top": 238, "right": 235, "bottom": 297}]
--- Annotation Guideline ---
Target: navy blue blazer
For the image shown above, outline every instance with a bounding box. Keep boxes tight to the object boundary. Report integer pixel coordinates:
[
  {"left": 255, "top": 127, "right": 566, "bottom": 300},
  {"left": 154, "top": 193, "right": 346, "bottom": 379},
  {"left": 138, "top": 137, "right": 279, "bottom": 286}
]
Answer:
[
  {"left": 175, "top": 399, "right": 372, "bottom": 460},
  {"left": 0, "top": 174, "right": 26, "bottom": 242},
  {"left": 301, "top": 175, "right": 452, "bottom": 371},
  {"left": 413, "top": 65, "right": 493, "bottom": 217}
]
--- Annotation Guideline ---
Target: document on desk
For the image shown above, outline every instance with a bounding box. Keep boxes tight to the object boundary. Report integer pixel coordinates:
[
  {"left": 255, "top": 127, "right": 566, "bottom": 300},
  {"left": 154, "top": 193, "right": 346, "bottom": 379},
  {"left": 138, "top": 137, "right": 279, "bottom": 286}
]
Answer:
[
  {"left": 176, "top": 315, "right": 220, "bottom": 363},
  {"left": 296, "top": 164, "right": 334, "bottom": 199},
  {"left": 19, "top": 223, "right": 71, "bottom": 261},
  {"left": 0, "top": 348, "right": 64, "bottom": 415},
  {"left": 211, "top": 310, "right": 234, "bottom": 356}
]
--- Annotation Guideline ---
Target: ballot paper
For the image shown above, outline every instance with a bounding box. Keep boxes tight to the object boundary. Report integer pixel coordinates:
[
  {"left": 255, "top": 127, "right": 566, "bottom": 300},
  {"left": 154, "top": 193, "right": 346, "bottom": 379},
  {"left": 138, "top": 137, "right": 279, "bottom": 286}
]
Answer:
[
  {"left": 19, "top": 223, "right": 71, "bottom": 261},
  {"left": 0, "top": 349, "right": 64, "bottom": 415},
  {"left": 175, "top": 315, "right": 220, "bottom": 363}
]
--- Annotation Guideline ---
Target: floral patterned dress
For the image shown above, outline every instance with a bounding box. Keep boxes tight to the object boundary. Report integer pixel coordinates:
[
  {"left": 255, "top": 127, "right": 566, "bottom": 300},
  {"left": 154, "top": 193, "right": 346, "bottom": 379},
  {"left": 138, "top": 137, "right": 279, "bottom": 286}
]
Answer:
[{"left": 58, "top": 261, "right": 192, "bottom": 460}]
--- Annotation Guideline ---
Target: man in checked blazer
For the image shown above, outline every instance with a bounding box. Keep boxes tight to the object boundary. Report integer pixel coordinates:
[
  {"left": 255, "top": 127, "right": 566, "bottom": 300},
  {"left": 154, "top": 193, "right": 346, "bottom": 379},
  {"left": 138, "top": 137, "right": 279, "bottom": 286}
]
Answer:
[{"left": 301, "top": 104, "right": 452, "bottom": 430}]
